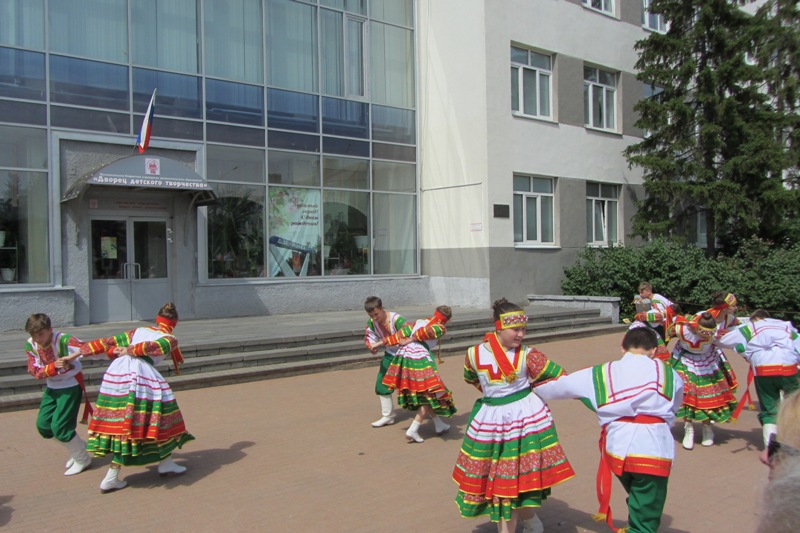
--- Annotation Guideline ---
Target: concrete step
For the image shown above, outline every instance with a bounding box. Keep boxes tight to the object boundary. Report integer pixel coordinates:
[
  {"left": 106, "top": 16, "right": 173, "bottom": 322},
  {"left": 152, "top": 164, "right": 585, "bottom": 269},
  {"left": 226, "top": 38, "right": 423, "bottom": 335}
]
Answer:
[
  {"left": 0, "top": 322, "right": 627, "bottom": 411},
  {"left": 0, "top": 312, "right": 612, "bottom": 380}
]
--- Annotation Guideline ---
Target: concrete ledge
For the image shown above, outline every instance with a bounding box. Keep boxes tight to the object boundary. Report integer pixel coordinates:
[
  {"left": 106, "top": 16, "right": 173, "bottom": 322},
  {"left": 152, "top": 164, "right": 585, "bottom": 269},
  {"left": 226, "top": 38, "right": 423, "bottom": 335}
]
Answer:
[{"left": 527, "top": 294, "right": 620, "bottom": 323}]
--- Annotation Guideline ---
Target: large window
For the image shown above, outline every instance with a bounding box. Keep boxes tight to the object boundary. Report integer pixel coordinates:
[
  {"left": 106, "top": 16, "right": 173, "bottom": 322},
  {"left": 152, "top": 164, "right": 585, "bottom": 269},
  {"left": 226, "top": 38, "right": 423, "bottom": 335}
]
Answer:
[
  {"left": 204, "top": 0, "right": 263, "bottom": 83},
  {"left": 0, "top": 0, "right": 44, "bottom": 49},
  {"left": 586, "top": 182, "right": 619, "bottom": 246},
  {"left": 267, "top": 0, "right": 317, "bottom": 92},
  {"left": 131, "top": 0, "right": 199, "bottom": 73},
  {"left": 584, "top": 66, "right": 616, "bottom": 131},
  {"left": 511, "top": 47, "right": 552, "bottom": 119},
  {"left": 370, "top": 21, "right": 414, "bottom": 108},
  {"left": 513, "top": 175, "right": 554, "bottom": 244},
  {"left": 642, "top": 0, "right": 666, "bottom": 33},
  {"left": 0, "top": 125, "right": 49, "bottom": 284},
  {"left": 583, "top": 0, "right": 613, "bottom": 15},
  {"left": 320, "top": 8, "right": 365, "bottom": 98},
  {"left": 49, "top": 0, "right": 128, "bottom": 63}
]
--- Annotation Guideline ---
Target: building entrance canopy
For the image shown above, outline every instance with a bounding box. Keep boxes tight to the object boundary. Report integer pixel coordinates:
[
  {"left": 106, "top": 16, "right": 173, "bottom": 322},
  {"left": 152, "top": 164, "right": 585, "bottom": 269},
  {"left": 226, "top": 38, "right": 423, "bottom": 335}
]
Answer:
[{"left": 62, "top": 155, "right": 217, "bottom": 205}]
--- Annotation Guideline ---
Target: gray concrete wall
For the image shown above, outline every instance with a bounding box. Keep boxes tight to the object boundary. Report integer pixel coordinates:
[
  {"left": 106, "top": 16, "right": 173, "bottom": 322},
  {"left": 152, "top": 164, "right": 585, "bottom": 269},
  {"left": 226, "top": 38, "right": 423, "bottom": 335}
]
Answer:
[
  {"left": 621, "top": 72, "right": 643, "bottom": 137},
  {"left": 557, "top": 55, "right": 585, "bottom": 128},
  {"left": 192, "top": 276, "right": 435, "bottom": 318},
  {"left": 0, "top": 287, "right": 75, "bottom": 331}
]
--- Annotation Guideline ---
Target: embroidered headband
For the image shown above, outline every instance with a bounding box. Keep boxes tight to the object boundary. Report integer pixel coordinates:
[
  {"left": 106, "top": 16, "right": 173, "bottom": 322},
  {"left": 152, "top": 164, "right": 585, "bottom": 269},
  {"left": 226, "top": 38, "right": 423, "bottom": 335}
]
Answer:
[
  {"left": 495, "top": 311, "right": 528, "bottom": 330},
  {"left": 713, "top": 293, "right": 737, "bottom": 310}
]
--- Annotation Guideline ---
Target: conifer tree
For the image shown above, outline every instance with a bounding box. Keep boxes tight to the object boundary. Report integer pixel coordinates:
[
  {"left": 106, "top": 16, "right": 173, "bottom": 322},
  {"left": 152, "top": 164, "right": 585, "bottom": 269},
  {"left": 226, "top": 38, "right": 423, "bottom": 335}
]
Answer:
[{"left": 625, "top": 0, "right": 797, "bottom": 254}]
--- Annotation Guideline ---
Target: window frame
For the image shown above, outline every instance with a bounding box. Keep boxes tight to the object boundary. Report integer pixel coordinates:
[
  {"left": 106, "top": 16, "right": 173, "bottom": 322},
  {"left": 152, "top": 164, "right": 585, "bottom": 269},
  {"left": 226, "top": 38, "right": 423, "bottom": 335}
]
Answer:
[
  {"left": 585, "top": 182, "right": 619, "bottom": 247},
  {"left": 584, "top": 65, "right": 617, "bottom": 131},
  {"left": 582, "top": 0, "right": 614, "bottom": 16},
  {"left": 513, "top": 175, "right": 555, "bottom": 245},
  {"left": 642, "top": 0, "right": 666, "bottom": 33},
  {"left": 510, "top": 46, "right": 553, "bottom": 120}
]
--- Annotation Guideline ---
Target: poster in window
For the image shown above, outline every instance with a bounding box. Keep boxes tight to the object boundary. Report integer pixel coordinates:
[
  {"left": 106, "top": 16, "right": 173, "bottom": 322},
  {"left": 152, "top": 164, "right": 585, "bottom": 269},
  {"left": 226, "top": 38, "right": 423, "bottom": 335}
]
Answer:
[
  {"left": 267, "top": 188, "right": 321, "bottom": 277},
  {"left": 100, "top": 236, "right": 118, "bottom": 259}
]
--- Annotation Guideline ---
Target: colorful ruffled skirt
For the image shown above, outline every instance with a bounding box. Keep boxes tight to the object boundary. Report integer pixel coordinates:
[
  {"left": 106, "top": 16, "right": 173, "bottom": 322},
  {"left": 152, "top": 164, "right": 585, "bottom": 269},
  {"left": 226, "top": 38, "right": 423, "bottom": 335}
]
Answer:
[
  {"left": 87, "top": 355, "right": 194, "bottom": 466},
  {"left": 381, "top": 343, "right": 456, "bottom": 417},
  {"left": 667, "top": 347, "right": 738, "bottom": 422},
  {"left": 452, "top": 389, "right": 575, "bottom": 522}
]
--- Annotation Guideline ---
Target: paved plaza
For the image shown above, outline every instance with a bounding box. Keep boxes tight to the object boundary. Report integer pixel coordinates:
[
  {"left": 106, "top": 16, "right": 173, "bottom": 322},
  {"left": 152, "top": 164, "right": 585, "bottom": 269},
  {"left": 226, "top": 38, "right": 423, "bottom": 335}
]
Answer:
[{"left": 1, "top": 332, "right": 767, "bottom": 532}]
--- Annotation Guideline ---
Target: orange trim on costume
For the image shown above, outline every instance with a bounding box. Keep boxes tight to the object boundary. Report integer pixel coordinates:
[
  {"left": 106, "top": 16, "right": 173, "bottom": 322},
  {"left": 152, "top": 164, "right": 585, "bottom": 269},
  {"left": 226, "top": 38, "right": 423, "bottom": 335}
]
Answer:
[{"left": 430, "top": 310, "right": 449, "bottom": 325}]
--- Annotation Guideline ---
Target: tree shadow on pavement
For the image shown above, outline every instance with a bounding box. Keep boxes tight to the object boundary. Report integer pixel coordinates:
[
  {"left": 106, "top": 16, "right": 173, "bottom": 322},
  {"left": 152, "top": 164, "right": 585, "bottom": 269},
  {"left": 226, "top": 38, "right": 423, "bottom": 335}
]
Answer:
[
  {"left": 117, "top": 440, "right": 255, "bottom": 490},
  {"left": 0, "top": 495, "right": 13, "bottom": 528}
]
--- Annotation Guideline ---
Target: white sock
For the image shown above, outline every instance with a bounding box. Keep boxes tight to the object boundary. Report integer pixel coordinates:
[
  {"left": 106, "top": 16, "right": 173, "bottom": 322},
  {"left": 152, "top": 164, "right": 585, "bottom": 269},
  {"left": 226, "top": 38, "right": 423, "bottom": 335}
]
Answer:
[{"left": 432, "top": 416, "right": 449, "bottom": 432}]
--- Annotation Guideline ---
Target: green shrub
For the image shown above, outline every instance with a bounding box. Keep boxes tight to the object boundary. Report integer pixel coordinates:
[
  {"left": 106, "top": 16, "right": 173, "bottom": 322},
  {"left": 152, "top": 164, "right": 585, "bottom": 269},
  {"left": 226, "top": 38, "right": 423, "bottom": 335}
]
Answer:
[{"left": 562, "top": 238, "right": 799, "bottom": 324}]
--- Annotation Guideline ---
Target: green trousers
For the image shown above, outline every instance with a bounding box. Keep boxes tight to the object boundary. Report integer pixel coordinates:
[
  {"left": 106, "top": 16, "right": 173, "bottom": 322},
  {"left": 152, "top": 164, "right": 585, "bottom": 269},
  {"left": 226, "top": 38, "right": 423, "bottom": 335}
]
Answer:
[
  {"left": 616, "top": 472, "right": 669, "bottom": 533},
  {"left": 36, "top": 385, "right": 82, "bottom": 443},
  {"left": 755, "top": 374, "right": 800, "bottom": 425}
]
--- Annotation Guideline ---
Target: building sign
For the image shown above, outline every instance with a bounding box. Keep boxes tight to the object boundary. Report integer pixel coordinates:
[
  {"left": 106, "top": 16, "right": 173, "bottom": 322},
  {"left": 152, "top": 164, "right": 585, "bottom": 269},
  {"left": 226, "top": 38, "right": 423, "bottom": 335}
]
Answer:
[{"left": 62, "top": 155, "right": 216, "bottom": 204}]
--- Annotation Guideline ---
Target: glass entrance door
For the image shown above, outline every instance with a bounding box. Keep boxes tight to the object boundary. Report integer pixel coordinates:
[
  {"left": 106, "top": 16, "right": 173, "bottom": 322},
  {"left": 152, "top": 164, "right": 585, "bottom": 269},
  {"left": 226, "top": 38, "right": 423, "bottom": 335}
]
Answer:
[{"left": 90, "top": 217, "right": 170, "bottom": 323}]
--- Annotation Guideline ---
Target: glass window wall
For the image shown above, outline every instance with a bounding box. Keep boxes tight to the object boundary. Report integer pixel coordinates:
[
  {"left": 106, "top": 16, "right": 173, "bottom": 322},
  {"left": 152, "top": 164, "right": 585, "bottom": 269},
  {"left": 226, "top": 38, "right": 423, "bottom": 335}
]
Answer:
[
  {"left": 49, "top": 0, "right": 127, "bottom": 63},
  {"left": 203, "top": 0, "right": 263, "bottom": 84},
  {"left": 323, "top": 189, "right": 369, "bottom": 275},
  {"left": 267, "top": 0, "right": 317, "bottom": 92},
  {"left": 134, "top": 69, "right": 202, "bottom": 119},
  {"left": 0, "top": 0, "right": 44, "bottom": 49},
  {"left": 131, "top": 0, "right": 199, "bottom": 73},
  {"left": 0, "top": 47, "right": 45, "bottom": 101},
  {"left": 0, "top": 125, "right": 48, "bottom": 284},
  {"left": 370, "top": 21, "right": 414, "bottom": 108},
  {"left": 206, "top": 79, "right": 264, "bottom": 126},
  {"left": 50, "top": 56, "right": 129, "bottom": 111}
]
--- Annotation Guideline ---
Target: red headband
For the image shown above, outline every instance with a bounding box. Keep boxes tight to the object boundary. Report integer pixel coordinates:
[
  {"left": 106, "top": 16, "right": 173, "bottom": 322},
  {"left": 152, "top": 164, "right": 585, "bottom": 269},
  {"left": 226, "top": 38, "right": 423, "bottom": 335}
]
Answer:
[
  {"left": 156, "top": 316, "right": 178, "bottom": 329},
  {"left": 430, "top": 310, "right": 450, "bottom": 325}
]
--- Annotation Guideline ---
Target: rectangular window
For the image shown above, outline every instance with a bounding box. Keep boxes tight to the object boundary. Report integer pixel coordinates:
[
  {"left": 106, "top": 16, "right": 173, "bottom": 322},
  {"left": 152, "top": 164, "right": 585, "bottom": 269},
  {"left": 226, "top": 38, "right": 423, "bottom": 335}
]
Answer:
[
  {"left": 49, "top": 0, "right": 127, "bottom": 63},
  {"left": 323, "top": 190, "right": 370, "bottom": 275},
  {"left": 370, "top": 20, "right": 414, "bottom": 108},
  {"left": 513, "top": 175, "right": 554, "bottom": 244},
  {"left": 511, "top": 47, "right": 552, "bottom": 119},
  {"left": 204, "top": 0, "right": 263, "bottom": 83},
  {"left": 585, "top": 182, "right": 619, "bottom": 246},
  {"left": 0, "top": 0, "right": 44, "bottom": 49},
  {"left": 206, "top": 182, "right": 266, "bottom": 279},
  {"left": 131, "top": 0, "right": 199, "bottom": 72},
  {"left": 642, "top": 83, "right": 663, "bottom": 138},
  {"left": 0, "top": 125, "right": 49, "bottom": 284},
  {"left": 321, "top": 9, "right": 365, "bottom": 98},
  {"left": 642, "top": 0, "right": 666, "bottom": 33},
  {"left": 582, "top": 0, "right": 613, "bottom": 15},
  {"left": 0, "top": 47, "right": 46, "bottom": 101},
  {"left": 267, "top": 0, "right": 317, "bottom": 92},
  {"left": 584, "top": 66, "right": 616, "bottom": 131}
]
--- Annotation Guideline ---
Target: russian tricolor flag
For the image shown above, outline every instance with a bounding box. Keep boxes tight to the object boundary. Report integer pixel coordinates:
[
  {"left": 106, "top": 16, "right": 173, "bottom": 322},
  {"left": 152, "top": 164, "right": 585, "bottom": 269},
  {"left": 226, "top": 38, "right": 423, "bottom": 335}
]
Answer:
[{"left": 136, "top": 88, "right": 157, "bottom": 153}]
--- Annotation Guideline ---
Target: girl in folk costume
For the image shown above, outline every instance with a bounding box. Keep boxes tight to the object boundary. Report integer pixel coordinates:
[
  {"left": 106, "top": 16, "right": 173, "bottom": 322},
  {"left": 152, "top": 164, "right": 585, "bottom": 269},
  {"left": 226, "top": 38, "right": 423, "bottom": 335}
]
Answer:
[
  {"left": 375, "top": 305, "right": 457, "bottom": 443},
  {"left": 452, "top": 299, "right": 575, "bottom": 533},
  {"left": 666, "top": 311, "right": 738, "bottom": 450},
  {"left": 63, "top": 302, "right": 194, "bottom": 493},
  {"left": 707, "top": 291, "right": 741, "bottom": 396},
  {"left": 718, "top": 309, "right": 800, "bottom": 448}
]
